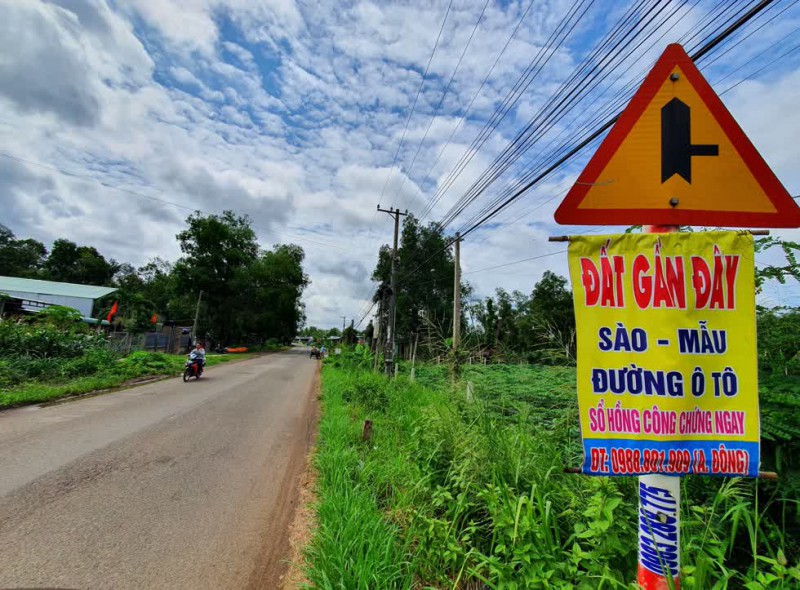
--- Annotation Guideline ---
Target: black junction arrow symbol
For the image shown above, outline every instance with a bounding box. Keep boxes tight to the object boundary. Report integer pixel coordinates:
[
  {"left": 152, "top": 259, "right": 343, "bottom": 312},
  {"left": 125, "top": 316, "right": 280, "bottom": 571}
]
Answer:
[{"left": 661, "top": 97, "right": 718, "bottom": 183}]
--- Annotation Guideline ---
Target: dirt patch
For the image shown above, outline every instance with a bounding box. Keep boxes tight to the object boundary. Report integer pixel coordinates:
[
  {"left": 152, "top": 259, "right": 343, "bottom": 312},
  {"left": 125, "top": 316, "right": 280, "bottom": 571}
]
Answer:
[{"left": 279, "top": 444, "right": 318, "bottom": 590}]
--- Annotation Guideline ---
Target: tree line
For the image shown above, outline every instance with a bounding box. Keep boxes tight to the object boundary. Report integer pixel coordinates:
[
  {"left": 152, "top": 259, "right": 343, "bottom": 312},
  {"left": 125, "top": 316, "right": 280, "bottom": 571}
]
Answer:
[
  {"left": 369, "top": 216, "right": 800, "bottom": 369},
  {"left": 370, "top": 214, "right": 577, "bottom": 363},
  {"left": 0, "top": 212, "right": 308, "bottom": 346}
]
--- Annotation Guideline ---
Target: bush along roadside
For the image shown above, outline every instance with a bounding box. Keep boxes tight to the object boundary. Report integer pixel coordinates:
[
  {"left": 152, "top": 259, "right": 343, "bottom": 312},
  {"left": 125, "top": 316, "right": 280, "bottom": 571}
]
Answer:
[
  {"left": 305, "top": 356, "right": 800, "bottom": 589},
  {"left": 0, "top": 318, "right": 260, "bottom": 408}
]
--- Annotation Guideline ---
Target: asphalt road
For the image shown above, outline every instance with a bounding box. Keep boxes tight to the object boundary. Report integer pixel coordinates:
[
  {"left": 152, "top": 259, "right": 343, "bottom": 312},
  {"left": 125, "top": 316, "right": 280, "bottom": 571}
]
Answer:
[{"left": 0, "top": 349, "right": 319, "bottom": 590}]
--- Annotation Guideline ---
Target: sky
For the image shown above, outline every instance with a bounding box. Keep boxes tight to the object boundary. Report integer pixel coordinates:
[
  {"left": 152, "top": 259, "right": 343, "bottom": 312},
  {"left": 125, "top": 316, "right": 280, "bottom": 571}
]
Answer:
[{"left": 2, "top": 0, "right": 800, "bottom": 328}]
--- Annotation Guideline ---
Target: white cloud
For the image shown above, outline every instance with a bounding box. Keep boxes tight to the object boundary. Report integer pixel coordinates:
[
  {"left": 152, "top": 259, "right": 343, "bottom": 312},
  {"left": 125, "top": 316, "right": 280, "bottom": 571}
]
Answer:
[{"left": 1, "top": 0, "right": 799, "bottom": 329}]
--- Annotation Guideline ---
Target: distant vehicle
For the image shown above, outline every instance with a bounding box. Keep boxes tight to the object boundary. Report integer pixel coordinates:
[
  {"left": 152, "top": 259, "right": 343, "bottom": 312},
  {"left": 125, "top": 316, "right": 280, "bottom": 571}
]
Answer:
[
  {"left": 183, "top": 357, "right": 203, "bottom": 381},
  {"left": 310, "top": 346, "right": 321, "bottom": 359}
]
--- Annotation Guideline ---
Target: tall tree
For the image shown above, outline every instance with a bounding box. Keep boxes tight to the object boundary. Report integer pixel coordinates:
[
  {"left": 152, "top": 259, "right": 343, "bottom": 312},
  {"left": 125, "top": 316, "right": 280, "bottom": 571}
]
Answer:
[
  {"left": 173, "top": 211, "right": 259, "bottom": 344},
  {"left": 371, "top": 215, "right": 468, "bottom": 355},
  {"left": 0, "top": 225, "right": 47, "bottom": 277},
  {"left": 529, "top": 271, "right": 575, "bottom": 336},
  {"left": 234, "top": 243, "right": 309, "bottom": 344},
  {"left": 43, "top": 239, "right": 119, "bottom": 285}
]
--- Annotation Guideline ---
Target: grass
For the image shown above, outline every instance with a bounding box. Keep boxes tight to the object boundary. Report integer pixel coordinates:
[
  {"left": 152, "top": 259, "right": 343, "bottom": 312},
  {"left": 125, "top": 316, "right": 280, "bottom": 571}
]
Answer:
[
  {"left": 0, "top": 351, "right": 257, "bottom": 408},
  {"left": 305, "top": 354, "right": 800, "bottom": 589}
]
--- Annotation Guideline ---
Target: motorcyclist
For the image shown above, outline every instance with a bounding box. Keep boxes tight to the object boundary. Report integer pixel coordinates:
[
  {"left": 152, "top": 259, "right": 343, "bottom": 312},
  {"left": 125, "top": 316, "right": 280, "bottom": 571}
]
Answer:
[{"left": 189, "top": 341, "right": 206, "bottom": 373}]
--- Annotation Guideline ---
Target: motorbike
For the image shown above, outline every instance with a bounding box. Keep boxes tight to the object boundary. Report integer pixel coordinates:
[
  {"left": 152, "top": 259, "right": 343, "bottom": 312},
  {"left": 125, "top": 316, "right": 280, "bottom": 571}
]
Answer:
[{"left": 183, "top": 357, "right": 204, "bottom": 382}]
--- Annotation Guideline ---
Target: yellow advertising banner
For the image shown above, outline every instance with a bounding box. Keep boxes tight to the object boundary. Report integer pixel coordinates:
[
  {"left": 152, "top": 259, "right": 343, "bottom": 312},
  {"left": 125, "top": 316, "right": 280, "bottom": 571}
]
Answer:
[{"left": 567, "top": 231, "right": 759, "bottom": 477}]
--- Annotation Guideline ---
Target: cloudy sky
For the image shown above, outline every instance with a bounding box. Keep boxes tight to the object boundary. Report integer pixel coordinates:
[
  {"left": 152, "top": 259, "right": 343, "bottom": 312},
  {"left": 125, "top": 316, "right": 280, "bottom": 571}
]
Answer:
[{"left": 2, "top": 0, "right": 800, "bottom": 328}]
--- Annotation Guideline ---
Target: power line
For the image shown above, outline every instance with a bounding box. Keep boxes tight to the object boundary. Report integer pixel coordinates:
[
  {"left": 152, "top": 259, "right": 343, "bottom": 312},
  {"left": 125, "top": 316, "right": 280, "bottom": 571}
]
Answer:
[
  {"left": 463, "top": 249, "right": 565, "bottom": 275},
  {"left": 393, "top": 0, "right": 492, "bottom": 212},
  {"left": 381, "top": 0, "right": 784, "bottom": 299},
  {"left": 352, "top": 0, "right": 456, "bottom": 317},
  {"left": 377, "top": 0, "right": 454, "bottom": 208},
  {"left": 420, "top": 0, "right": 597, "bottom": 222},
  {"left": 457, "top": 0, "right": 795, "bottom": 238},
  {"left": 457, "top": 0, "right": 781, "bottom": 240},
  {"left": 356, "top": 0, "right": 788, "bottom": 322},
  {"left": 720, "top": 39, "right": 800, "bottom": 95},
  {"left": 410, "top": 0, "right": 538, "bottom": 216},
  {"left": 440, "top": 0, "right": 689, "bottom": 230}
]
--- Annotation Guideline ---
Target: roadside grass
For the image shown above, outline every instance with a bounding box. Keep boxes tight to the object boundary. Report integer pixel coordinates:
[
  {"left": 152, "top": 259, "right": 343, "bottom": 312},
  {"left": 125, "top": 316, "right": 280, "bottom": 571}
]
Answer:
[
  {"left": 305, "top": 356, "right": 800, "bottom": 589},
  {"left": 0, "top": 351, "right": 257, "bottom": 408}
]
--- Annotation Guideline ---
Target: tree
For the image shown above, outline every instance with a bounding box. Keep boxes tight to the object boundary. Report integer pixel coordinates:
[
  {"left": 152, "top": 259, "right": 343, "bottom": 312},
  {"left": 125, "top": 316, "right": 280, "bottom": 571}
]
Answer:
[
  {"left": 172, "top": 211, "right": 309, "bottom": 345},
  {"left": 529, "top": 271, "right": 575, "bottom": 336},
  {"left": 0, "top": 224, "right": 47, "bottom": 277},
  {"left": 234, "top": 243, "right": 309, "bottom": 344},
  {"left": 371, "top": 214, "right": 468, "bottom": 357},
  {"left": 754, "top": 236, "right": 800, "bottom": 291},
  {"left": 343, "top": 320, "right": 357, "bottom": 345},
  {"left": 173, "top": 211, "right": 259, "bottom": 343},
  {"left": 43, "top": 239, "right": 119, "bottom": 285}
]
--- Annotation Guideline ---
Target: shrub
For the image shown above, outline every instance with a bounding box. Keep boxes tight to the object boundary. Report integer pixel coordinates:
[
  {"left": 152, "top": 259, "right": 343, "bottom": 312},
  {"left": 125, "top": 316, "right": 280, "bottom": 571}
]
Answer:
[{"left": 0, "top": 320, "right": 105, "bottom": 359}]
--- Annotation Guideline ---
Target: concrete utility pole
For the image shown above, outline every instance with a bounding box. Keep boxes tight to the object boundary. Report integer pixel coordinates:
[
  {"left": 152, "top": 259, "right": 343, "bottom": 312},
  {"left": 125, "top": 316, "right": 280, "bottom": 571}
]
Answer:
[
  {"left": 191, "top": 290, "right": 203, "bottom": 345},
  {"left": 341, "top": 316, "right": 346, "bottom": 337},
  {"left": 372, "top": 287, "right": 384, "bottom": 373},
  {"left": 377, "top": 205, "right": 408, "bottom": 376},
  {"left": 452, "top": 232, "right": 461, "bottom": 350}
]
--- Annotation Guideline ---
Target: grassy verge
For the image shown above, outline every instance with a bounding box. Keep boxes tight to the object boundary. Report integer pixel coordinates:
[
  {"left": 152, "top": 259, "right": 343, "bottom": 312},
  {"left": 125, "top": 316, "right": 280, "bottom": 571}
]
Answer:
[
  {"left": 0, "top": 351, "right": 257, "bottom": 408},
  {"left": 306, "top": 357, "right": 800, "bottom": 589}
]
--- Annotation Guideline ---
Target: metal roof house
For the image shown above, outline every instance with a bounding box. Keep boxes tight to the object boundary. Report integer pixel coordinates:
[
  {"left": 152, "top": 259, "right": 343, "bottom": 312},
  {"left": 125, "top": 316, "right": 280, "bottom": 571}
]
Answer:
[{"left": 0, "top": 276, "right": 116, "bottom": 319}]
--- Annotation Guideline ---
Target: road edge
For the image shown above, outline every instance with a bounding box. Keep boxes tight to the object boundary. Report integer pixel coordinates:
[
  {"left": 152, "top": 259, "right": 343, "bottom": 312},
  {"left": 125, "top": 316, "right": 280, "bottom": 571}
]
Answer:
[
  {"left": 248, "top": 361, "right": 321, "bottom": 590},
  {"left": 1, "top": 352, "right": 278, "bottom": 413}
]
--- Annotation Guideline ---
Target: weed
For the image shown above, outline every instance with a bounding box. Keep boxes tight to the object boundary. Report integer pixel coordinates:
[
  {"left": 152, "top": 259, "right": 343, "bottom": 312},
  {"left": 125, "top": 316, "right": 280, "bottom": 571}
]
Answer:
[{"left": 306, "top": 358, "right": 800, "bottom": 589}]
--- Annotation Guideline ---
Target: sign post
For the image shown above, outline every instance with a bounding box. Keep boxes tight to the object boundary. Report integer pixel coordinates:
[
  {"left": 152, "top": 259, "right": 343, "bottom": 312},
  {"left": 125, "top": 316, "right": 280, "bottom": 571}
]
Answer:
[
  {"left": 640, "top": 225, "right": 679, "bottom": 590},
  {"left": 554, "top": 43, "right": 800, "bottom": 590}
]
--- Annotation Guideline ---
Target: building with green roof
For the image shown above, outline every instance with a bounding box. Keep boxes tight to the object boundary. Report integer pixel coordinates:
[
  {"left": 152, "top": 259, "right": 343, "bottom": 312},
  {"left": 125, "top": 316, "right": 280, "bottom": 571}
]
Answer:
[{"left": 0, "top": 276, "right": 116, "bottom": 318}]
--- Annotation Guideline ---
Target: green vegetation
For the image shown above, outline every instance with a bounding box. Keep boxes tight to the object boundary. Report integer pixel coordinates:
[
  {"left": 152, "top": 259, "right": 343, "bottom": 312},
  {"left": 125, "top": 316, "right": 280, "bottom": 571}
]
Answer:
[
  {"left": 0, "top": 351, "right": 251, "bottom": 408},
  {"left": 1, "top": 211, "right": 309, "bottom": 347},
  {"left": 306, "top": 355, "right": 800, "bottom": 589},
  {"left": 0, "top": 315, "right": 259, "bottom": 408}
]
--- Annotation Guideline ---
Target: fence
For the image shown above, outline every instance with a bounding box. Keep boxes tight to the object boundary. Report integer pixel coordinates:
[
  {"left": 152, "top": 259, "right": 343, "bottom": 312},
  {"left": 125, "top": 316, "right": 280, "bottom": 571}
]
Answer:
[{"left": 106, "top": 328, "right": 192, "bottom": 355}]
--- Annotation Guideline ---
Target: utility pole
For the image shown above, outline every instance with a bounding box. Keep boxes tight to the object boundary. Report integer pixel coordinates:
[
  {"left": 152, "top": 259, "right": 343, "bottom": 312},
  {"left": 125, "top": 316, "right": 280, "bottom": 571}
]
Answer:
[
  {"left": 341, "top": 316, "right": 346, "bottom": 343},
  {"left": 377, "top": 205, "right": 408, "bottom": 376},
  {"left": 372, "top": 287, "right": 384, "bottom": 373},
  {"left": 452, "top": 232, "right": 461, "bottom": 350},
  {"left": 191, "top": 290, "right": 203, "bottom": 345}
]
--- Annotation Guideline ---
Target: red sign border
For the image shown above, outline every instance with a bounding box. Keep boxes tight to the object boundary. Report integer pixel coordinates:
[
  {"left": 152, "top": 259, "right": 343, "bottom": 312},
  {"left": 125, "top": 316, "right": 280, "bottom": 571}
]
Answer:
[{"left": 554, "top": 43, "right": 800, "bottom": 228}]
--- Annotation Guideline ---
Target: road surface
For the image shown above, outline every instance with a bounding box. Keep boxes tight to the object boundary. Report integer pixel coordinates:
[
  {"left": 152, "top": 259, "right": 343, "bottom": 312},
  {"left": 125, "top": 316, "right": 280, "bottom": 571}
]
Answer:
[{"left": 0, "top": 349, "right": 318, "bottom": 590}]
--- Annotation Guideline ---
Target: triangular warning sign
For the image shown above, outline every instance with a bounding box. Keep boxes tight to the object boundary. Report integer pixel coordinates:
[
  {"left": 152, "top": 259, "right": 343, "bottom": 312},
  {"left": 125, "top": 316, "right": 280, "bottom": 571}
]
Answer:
[{"left": 555, "top": 44, "right": 800, "bottom": 228}]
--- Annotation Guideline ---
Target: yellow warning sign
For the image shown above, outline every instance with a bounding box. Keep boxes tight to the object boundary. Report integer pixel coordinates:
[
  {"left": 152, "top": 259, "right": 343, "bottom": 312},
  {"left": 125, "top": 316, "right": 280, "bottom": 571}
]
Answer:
[{"left": 555, "top": 44, "right": 800, "bottom": 228}]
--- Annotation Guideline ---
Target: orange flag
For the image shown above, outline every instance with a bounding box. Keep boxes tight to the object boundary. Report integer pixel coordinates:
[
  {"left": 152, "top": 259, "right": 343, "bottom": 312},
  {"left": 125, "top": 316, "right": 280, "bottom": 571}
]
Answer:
[{"left": 106, "top": 301, "right": 118, "bottom": 322}]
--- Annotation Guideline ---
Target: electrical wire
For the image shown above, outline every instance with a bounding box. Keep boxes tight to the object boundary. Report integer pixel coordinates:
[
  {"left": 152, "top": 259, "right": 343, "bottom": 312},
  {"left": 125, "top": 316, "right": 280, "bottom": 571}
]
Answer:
[
  {"left": 410, "top": 0, "right": 539, "bottom": 213},
  {"left": 356, "top": 0, "right": 787, "bottom": 321},
  {"left": 393, "top": 0, "right": 492, "bottom": 211},
  {"left": 351, "top": 0, "right": 456, "bottom": 318},
  {"left": 420, "top": 0, "right": 596, "bottom": 222},
  {"left": 446, "top": 0, "right": 776, "bottom": 233},
  {"left": 456, "top": 0, "right": 780, "bottom": 240},
  {"left": 440, "top": 0, "right": 692, "bottom": 230}
]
